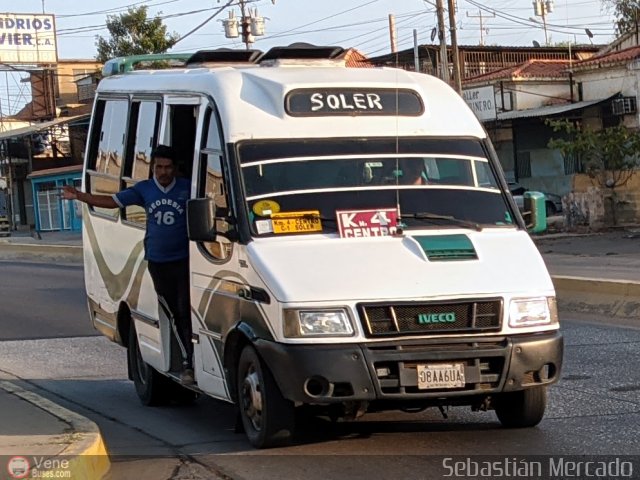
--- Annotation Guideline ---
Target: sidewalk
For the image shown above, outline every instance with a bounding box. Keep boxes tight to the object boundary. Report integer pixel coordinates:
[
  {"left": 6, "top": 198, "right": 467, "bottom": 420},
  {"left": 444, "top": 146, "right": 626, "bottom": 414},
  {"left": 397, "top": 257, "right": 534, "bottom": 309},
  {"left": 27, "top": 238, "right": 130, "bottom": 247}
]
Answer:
[
  {"left": 4, "top": 227, "right": 638, "bottom": 280},
  {"left": 2, "top": 228, "right": 640, "bottom": 315},
  {"left": 0, "top": 229, "right": 82, "bottom": 262},
  {"left": 533, "top": 230, "right": 640, "bottom": 319},
  {"left": 0, "top": 379, "right": 110, "bottom": 479},
  {"left": 0, "top": 229, "right": 82, "bottom": 246}
]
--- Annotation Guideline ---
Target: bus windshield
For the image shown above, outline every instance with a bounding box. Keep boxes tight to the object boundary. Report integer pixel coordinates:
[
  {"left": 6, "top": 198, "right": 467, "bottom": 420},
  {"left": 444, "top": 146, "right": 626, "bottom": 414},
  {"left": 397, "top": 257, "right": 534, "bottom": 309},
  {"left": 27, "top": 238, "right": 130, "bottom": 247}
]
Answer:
[{"left": 238, "top": 138, "right": 516, "bottom": 236}]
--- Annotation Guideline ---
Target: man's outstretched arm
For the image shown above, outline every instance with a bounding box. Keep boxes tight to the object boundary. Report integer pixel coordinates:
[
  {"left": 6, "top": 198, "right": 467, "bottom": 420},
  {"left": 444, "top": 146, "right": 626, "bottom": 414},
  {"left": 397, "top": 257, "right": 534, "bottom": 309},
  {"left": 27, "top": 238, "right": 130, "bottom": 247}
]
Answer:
[{"left": 61, "top": 185, "right": 118, "bottom": 209}]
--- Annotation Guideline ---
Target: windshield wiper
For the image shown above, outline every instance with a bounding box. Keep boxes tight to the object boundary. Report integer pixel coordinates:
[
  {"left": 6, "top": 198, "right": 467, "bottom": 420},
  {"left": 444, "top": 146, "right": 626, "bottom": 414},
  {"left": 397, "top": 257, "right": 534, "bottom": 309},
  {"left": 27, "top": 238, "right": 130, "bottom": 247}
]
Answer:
[{"left": 400, "top": 212, "right": 483, "bottom": 231}]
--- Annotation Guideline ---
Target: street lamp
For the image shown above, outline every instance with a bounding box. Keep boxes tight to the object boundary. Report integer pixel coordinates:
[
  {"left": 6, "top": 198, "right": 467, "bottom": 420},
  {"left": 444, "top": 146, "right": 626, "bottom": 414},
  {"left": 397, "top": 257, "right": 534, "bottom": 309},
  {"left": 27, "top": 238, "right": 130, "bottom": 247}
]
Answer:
[
  {"left": 585, "top": 28, "right": 594, "bottom": 44},
  {"left": 532, "top": 0, "right": 554, "bottom": 46}
]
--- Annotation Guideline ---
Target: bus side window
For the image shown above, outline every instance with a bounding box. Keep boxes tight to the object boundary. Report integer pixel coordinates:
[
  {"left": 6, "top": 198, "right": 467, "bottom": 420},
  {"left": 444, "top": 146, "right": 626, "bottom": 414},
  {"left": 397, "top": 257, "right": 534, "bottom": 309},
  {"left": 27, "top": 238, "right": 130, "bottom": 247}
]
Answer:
[
  {"left": 199, "top": 106, "right": 232, "bottom": 261},
  {"left": 122, "top": 100, "right": 161, "bottom": 226},
  {"left": 86, "top": 98, "right": 128, "bottom": 219},
  {"left": 164, "top": 104, "right": 197, "bottom": 180}
]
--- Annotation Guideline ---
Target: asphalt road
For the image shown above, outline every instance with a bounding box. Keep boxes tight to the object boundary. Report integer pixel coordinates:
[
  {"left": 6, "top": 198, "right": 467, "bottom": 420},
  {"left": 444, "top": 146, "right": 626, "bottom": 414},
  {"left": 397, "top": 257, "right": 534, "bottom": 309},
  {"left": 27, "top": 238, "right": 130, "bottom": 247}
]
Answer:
[
  {"left": 1, "top": 262, "right": 640, "bottom": 479},
  {"left": 0, "top": 260, "right": 96, "bottom": 340}
]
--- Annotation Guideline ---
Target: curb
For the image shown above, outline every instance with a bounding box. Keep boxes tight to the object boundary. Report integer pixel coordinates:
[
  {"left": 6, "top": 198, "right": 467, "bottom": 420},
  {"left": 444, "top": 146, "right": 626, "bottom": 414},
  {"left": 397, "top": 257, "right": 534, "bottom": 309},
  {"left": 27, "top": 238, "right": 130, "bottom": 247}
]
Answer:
[
  {"left": 2, "top": 243, "right": 639, "bottom": 320},
  {"left": 0, "top": 380, "right": 110, "bottom": 479},
  {"left": 552, "top": 275, "right": 640, "bottom": 319},
  {"left": 0, "top": 243, "right": 82, "bottom": 262}
]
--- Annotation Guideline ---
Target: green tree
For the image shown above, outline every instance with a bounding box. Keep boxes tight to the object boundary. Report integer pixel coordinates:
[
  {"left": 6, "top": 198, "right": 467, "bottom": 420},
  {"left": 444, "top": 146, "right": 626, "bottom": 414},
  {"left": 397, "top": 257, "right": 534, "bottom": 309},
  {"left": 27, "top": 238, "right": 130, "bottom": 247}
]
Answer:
[
  {"left": 95, "top": 6, "right": 179, "bottom": 63},
  {"left": 602, "top": 0, "right": 640, "bottom": 36},
  {"left": 547, "top": 118, "right": 640, "bottom": 224}
]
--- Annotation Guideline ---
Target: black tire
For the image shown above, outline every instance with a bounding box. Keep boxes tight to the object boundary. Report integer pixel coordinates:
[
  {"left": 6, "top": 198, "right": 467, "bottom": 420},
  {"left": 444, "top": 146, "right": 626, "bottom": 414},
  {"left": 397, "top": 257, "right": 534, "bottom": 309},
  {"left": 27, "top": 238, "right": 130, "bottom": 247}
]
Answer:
[
  {"left": 236, "top": 345, "right": 295, "bottom": 448},
  {"left": 128, "top": 324, "right": 171, "bottom": 406},
  {"left": 494, "top": 386, "right": 547, "bottom": 428}
]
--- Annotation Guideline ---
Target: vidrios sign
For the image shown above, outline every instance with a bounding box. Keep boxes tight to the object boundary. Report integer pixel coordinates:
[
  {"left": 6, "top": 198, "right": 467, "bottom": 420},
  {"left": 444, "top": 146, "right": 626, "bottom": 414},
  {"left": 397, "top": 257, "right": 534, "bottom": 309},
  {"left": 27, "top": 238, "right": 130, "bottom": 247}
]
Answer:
[{"left": 0, "top": 13, "right": 57, "bottom": 63}]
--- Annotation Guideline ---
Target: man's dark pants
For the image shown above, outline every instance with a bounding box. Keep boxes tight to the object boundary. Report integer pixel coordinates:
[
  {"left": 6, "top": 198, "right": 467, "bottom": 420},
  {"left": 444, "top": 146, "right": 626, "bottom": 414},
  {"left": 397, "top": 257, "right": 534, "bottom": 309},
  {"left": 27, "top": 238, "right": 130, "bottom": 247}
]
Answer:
[{"left": 147, "top": 258, "right": 193, "bottom": 369}]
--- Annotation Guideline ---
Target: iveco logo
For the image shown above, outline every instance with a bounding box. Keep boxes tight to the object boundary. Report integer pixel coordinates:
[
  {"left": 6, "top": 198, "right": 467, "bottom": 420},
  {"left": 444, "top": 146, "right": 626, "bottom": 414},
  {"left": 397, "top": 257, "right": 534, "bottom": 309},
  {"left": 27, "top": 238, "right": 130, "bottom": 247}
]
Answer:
[{"left": 417, "top": 313, "right": 456, "bottom": 324}]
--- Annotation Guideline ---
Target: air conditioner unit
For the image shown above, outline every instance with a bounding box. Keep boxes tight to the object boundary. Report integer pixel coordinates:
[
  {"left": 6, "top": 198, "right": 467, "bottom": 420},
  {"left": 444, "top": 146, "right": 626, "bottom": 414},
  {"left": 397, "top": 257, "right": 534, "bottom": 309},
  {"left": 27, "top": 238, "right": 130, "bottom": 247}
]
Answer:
[{"left": 612, "top": 97, "right": 637, "bottom": 115}]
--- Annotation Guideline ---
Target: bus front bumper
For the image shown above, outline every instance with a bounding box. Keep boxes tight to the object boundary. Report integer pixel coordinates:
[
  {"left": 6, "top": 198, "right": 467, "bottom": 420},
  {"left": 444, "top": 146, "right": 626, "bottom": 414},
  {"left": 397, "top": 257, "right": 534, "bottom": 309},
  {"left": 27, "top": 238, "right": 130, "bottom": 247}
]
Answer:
[{"left": 254, "top": 331, "right": 563, "bottom": 404}]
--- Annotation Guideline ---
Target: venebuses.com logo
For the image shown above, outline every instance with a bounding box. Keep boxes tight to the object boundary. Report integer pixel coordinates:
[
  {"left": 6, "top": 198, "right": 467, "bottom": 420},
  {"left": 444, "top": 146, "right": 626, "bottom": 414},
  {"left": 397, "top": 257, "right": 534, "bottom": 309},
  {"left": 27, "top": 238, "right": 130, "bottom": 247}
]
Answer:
[
  {"left": 5, "top": 455, "right": 71, "bottom": 479},
  {"left": 7, "top": 456, "right": 30, "bottom": 479}
]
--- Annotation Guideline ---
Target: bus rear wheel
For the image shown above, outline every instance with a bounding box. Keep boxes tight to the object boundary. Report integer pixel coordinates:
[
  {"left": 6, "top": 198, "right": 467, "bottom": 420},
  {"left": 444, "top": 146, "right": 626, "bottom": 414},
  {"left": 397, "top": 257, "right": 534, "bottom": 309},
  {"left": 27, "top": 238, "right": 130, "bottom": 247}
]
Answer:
[
  {"left": 494, "top": 386, "right": 547, "bottom": 428},
  {"left": 236, "top": 345, "right": 295, "bottom": 448}
]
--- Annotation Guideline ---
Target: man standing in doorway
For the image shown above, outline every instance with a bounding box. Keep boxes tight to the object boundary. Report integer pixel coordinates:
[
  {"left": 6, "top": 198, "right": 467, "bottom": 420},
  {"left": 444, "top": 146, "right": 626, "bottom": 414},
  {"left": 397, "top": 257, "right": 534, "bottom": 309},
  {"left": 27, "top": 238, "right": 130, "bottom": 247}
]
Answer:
[{"left": 61, "top": 145, "right": 194, "bottom": 385}]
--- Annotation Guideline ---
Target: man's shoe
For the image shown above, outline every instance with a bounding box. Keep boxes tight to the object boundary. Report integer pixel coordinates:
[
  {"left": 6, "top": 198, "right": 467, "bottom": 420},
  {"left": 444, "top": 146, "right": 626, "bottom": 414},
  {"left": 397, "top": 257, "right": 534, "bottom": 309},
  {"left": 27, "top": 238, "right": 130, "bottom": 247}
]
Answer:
[{"left": 180, "top": 368, "right": 195, "bottom": 385}]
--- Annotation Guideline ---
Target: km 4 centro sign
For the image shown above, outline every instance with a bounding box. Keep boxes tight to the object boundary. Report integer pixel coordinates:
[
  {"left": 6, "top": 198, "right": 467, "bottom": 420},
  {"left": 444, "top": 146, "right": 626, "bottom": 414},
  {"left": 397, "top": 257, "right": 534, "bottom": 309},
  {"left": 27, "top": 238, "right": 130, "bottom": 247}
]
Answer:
[
  {"left": 0, "top": 13, "right": 57, "bottom": 63},
  {"left": 336, "top": 208, "right": 398, "bottom": 238}
]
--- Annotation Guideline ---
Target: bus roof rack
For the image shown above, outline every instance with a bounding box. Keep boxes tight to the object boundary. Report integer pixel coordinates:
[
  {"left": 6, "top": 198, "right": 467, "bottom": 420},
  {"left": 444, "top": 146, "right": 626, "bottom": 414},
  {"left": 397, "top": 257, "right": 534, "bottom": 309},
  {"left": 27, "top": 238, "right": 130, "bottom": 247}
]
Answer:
[
  {"left": 187, "top": 48, "right": 264, "bottom": 65},
  {"left": 260, "top": 43, "right": 345, "bottom": 62},
  {"left": 102, "top": 53, "right": 193, "bottom": 77}
]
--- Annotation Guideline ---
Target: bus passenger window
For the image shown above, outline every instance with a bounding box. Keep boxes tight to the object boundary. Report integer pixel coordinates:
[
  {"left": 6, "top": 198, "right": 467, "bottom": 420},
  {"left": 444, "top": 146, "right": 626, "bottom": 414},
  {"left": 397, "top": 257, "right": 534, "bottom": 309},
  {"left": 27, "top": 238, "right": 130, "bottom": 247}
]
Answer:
[
  {"left": 122, "top": 100, "right": 160, "bottom": 226},
  {"left": 86, "top": 98, "right": 128, "bottom": 220}
]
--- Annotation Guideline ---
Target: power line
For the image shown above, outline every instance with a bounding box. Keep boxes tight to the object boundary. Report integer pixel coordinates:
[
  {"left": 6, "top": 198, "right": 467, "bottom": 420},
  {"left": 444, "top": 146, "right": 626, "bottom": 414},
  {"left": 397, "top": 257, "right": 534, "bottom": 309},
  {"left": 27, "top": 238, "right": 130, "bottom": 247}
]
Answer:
[
  {"left": 56, "top": 7, "right": 214, "bottom": 36},
  {"left": 171, "top": 0, "right": 235, "bottom": 46},
  {"left": 463, "top": 0, "right": 611, "bottom": 35},
  {"left": 333, "top": 11, "right": 429, "bottom": 52},
  {"left": 265, "top": 0, "right": 379, "bottom": 40},
  {"left": 56, "top": 0, "right": 181, "bottom": 18},
  {"left": 364, "top": 15, "right": 430, "bottom": 49}
]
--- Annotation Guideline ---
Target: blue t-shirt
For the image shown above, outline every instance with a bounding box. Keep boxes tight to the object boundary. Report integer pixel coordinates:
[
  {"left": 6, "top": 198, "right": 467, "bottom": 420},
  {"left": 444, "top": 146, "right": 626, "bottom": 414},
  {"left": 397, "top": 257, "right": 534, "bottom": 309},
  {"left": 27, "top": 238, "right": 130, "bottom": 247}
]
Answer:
[{"left": 114, "top": 177, "right": 190, "bottom": 263}]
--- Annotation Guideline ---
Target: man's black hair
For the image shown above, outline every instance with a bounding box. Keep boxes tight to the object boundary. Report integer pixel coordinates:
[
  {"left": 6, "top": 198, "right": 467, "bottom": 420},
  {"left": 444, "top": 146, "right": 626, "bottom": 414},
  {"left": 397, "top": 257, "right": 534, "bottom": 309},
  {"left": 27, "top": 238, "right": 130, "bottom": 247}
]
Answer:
[{"left": 151, "top": 145, "right": 175, "bottom": 164}]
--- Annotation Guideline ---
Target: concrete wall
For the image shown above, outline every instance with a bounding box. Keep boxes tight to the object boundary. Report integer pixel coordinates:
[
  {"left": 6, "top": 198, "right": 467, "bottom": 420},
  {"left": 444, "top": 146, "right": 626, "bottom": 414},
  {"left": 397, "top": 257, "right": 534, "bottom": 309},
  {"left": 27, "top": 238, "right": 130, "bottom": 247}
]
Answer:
[
  {"left": 566, "top": 172, "right": 640, "bottom": 229},
  {"left": 512, "top": 82, "right": 571, "bottom": 109},
  {"left": 56, "top": 60, "right": 101, "bottom": 106},
  {"left": 575, "top": 67, "right": 635, "bottom": 100},
  {"left": 574, "top": 67, "right": 640, "bottom": 128}
]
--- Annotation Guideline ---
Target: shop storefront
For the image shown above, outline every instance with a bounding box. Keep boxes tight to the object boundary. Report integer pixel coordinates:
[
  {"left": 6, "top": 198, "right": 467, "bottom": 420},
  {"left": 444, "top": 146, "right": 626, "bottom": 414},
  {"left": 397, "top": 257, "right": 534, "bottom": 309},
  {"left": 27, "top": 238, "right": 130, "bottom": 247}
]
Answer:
[{"left": 28, "top": 165, "right": 82, "bottom": 232}]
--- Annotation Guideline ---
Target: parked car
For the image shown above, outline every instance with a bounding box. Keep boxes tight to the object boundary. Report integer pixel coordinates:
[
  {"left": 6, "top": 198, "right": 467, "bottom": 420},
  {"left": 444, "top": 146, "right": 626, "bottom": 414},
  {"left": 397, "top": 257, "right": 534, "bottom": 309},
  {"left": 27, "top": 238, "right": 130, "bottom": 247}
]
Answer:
[{"left": 508, "top": 183, "right": 563, "bottom": 216}]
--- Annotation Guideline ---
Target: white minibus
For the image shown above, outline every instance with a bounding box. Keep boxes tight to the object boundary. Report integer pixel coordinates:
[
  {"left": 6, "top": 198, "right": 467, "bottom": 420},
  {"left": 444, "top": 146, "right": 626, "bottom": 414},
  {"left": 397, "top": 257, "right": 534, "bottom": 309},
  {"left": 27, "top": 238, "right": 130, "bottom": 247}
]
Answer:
[{"left": 81, "top": 45, "right": 562, "bottom": 448}]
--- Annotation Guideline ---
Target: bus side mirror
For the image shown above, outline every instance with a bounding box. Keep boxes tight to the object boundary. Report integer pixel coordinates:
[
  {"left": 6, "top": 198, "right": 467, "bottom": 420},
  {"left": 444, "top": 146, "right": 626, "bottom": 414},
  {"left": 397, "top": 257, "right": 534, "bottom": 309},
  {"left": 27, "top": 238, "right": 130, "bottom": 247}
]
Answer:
[
  {"left": 187, "top": 198, "right": 217, "bottom": 242},
  {"left": 524, "top": 191, "right": 547, "bottom": 234},
  {"left": 187, "top": 198, "right": 237, "bottom": 242}
]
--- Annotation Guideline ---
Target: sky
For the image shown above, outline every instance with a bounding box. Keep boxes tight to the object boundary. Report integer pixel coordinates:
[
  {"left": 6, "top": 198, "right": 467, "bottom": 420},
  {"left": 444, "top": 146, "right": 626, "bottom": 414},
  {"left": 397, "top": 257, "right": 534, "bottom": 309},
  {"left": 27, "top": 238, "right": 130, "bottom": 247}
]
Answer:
[{"left": 0, "top": 0, "right": 617, "bottom": 116}]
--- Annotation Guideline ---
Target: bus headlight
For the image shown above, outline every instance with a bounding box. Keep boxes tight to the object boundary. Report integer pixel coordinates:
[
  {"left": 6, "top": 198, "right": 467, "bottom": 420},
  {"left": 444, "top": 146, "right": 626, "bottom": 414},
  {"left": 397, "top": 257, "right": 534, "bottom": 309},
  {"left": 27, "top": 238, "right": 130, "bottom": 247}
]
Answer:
[
  {"left": 284, "top": 309, "right": 354, "bottom": 337},
  {"left": 508, "top": 297, "right": 558, "bottom": 327}
]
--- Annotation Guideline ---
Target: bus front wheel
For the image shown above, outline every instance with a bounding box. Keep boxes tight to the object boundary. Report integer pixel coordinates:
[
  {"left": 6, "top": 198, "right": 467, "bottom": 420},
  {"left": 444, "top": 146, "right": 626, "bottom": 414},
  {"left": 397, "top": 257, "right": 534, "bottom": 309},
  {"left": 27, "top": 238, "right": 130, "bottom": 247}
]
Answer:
[
  {"left": 236, "top": 345, "right": 295, "bottom": 448},
  {"left": 494, "top": 386, "right": 547, "bottom": 428},
  {"left": 128, "top": 325, "right": 169, "bottom": 406}
]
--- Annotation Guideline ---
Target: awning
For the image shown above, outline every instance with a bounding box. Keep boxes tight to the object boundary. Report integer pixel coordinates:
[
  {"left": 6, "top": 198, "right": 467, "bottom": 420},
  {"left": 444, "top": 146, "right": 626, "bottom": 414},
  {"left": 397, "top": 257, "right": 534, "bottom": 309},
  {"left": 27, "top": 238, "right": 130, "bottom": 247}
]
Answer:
[
  {"left": 496, "top": 95, "right": 616, "bottom": 121},
  {"left": 27, "top": 164, "right": 83, "bottom": 179},
  {"left": 0, "top": 114, "right": 90, "bottom": 141}
]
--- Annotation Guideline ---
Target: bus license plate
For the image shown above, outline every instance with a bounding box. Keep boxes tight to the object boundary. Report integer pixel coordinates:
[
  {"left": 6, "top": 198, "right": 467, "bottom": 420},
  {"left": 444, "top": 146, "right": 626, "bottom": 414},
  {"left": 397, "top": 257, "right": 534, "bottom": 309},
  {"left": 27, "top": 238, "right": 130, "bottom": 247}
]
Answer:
[{"left": 417, "top": 363, "right": 465, "bottom": 389}]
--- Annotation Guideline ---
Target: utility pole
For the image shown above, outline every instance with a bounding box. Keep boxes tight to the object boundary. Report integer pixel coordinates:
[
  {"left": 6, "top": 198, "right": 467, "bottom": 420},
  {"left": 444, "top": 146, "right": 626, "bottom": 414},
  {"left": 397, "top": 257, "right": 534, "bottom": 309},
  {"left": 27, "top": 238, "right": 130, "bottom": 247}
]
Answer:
[
  {"left": 222, "top": 0, "right": 270, "bottom": 50},
  {"left": 447, "top": 0, "right": 462, "bottom": 94},
  {"left": 413, "top": 29, "right": 420, "bottom": 72},
  {"left": 239, "top": 0, "right": 251, "bottom": 49},
  {"left": 532, "top": 0, "right": 554, "bottom": 46},
  {"left": 466, "top": 10, "right": 494, "bottom": 46},
  {"left": 435, "top": 0, "right": 449, "bottom": 83},
  {"left": 388, "top": 14, "right": 398, "bottom": 53}
]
